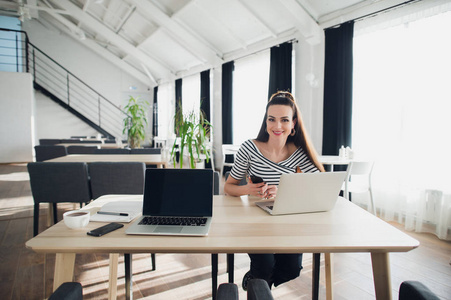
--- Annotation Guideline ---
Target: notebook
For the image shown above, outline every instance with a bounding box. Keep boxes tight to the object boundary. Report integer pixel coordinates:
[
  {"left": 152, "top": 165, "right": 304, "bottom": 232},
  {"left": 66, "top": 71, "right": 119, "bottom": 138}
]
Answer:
[
  {"left": 126, "top": 168, "right": 213, "bottom": 236},
  {"left": 255, "top": 171, "right": 347, "bottom": 215}
]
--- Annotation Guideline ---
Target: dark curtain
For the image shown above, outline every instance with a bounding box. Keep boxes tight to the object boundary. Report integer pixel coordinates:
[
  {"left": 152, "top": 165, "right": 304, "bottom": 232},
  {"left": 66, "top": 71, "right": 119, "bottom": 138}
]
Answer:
[
  {"left": 200, "top": 70, "right": 212, "bottom": 169},
  {"left": 175, "top": 78, "right": 182, "bottom": 134},
  {"left": 322, "top": 21, "right": 354, "bottom": 156},
  {"left": 175, "top": 78, "right": 182, "bottom": 113},
  {"left": 268, "top": 42, "right": 292, "bottom": 98},
  {"left": 152, "top": 86, "right": 158, "bottom": 145},
  {"left": 200, "top": 70, "right": 210, "bottom": 122},
  {"left": 222, "top": 61, "right": 234, "bottom": 144}
]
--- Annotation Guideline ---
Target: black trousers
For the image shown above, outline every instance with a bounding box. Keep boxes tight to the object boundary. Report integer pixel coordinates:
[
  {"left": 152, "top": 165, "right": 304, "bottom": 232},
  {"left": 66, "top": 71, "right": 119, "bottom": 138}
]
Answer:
[{"left": 248, "top": 253, "right": 303, "bottom": 287}]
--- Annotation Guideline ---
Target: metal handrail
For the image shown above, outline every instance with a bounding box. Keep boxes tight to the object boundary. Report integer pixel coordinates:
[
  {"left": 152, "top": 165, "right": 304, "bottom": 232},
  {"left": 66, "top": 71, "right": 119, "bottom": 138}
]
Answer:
[{"left": 0, "top": 28, "right": 127, "bottom": 138}]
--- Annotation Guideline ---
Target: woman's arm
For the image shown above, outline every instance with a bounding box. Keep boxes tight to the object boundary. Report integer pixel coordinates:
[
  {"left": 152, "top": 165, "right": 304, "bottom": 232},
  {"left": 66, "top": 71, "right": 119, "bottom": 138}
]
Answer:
[{"left": 224, "top": 175, "right": 268, "bottom": 198}]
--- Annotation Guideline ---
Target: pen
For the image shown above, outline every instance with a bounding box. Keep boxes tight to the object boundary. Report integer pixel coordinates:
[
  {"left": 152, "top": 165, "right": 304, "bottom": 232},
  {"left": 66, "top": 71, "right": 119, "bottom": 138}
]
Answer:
[{"left": 97, "top": 211, "right": 129, "bottom": 216}]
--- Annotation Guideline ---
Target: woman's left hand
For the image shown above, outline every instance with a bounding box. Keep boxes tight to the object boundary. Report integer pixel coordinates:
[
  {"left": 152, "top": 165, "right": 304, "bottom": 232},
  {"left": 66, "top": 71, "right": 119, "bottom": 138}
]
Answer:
[{"left": 264, "top": 185, "right": 278, "bottom": 199}]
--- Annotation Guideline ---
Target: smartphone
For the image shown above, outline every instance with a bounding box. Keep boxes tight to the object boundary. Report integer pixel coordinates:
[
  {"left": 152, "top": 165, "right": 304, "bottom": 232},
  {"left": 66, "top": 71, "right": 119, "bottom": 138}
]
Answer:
[
  {"left": 249, "top": 175, "right": 264, "bottom": 183},
  {"left": 87, "top": 222, "right": 124, "bottom": 237}
]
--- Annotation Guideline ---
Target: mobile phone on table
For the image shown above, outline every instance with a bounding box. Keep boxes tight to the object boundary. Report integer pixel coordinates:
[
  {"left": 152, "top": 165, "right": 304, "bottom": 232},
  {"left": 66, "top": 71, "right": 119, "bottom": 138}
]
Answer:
[
  {"left": 87, "top": 222, "right": 124, "bottom": 237},
  {"left": 249, "top": 175, "right": 264, "bottom": 183}
]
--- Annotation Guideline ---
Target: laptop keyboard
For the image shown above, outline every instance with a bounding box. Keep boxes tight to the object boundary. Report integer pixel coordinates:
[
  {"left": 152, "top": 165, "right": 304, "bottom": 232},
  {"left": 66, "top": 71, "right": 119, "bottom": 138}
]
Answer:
[{"left": 139, "top": 216, "right": 207, "bottom": 226}]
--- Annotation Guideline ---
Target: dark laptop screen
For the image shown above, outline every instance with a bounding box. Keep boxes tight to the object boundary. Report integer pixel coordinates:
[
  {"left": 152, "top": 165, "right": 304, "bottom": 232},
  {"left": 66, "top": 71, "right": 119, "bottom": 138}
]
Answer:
[{"left": 142, "top": 169, "right": 213, "bottom": 217}]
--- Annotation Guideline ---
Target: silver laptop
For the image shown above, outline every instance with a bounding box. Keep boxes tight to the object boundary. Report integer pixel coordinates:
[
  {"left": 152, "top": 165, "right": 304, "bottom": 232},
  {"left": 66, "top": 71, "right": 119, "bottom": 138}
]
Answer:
[
  {"left": 126, "top": 168, "right": 213, "bottom": 236},
  {"left": 256, "top": 172, "right": 347, "bottom": 215}
]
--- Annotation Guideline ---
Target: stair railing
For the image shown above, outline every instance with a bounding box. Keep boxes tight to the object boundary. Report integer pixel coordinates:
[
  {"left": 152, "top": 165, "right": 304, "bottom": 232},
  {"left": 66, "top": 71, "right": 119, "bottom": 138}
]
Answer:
[{"left": 0, "top": 28, "right": 127, "bottom": 138}]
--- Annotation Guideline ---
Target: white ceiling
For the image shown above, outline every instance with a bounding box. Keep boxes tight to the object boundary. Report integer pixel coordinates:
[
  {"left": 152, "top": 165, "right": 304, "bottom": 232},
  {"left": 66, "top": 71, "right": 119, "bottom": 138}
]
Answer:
[{"left": 1, "top": 0, "right": 409, "bottom": 86}]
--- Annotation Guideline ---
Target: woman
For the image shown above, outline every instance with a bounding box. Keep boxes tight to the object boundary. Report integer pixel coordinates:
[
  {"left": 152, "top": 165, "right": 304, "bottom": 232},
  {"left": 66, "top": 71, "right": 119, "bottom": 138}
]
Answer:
[{"left": 224, "top": 91, "right": 324, "bottom": 290}]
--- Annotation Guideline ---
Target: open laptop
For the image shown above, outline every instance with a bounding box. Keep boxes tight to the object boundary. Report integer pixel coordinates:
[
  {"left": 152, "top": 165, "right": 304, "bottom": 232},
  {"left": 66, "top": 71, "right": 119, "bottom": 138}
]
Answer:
[
  {"left": 256, "top": 172, "right": 347, "bottom": 215},
  {"left": 126, "top": 168, "right": 213, "bottom": 236}
]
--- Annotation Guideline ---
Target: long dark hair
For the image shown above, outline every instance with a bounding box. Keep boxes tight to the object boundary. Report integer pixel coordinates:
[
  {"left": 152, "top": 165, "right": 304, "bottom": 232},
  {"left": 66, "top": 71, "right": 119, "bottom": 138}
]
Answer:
[{"left": 256, "top": 91, "right": 325, "bottom": 172}]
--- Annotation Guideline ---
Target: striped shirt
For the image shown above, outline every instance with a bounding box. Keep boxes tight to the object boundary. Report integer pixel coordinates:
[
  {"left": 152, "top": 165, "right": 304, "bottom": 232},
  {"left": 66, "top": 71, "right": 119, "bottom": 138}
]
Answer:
[{"left": 230, "top": 139, "right": 319, "bottom": 186}]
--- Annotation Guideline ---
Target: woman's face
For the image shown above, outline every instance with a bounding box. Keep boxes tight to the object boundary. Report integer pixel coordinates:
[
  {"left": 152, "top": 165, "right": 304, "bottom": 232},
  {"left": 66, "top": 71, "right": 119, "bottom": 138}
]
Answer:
[{"left": 266, "top": 104, "right": 296, "bottom": 141}]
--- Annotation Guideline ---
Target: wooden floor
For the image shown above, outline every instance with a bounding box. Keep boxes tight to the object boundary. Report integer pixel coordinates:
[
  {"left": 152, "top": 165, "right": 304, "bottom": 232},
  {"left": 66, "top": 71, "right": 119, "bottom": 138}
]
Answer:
[{"left": 0, "top": 163, "right": 450, "bottom": 300}]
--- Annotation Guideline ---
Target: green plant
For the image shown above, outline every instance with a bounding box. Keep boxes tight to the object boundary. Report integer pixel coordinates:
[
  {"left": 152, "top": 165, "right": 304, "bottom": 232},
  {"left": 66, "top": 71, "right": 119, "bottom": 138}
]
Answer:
[
  {"left": 171, "top": 103, "right": 212, "bottom": 169},
  {"left": 122, "top": 96, "right": 149, "bottom": 148}
]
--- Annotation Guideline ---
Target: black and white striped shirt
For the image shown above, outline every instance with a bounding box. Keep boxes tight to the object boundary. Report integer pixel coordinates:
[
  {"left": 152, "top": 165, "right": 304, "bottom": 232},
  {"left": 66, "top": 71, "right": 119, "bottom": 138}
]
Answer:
[{"left": 230, "top": 139, "right": 319, "bottom": 186}]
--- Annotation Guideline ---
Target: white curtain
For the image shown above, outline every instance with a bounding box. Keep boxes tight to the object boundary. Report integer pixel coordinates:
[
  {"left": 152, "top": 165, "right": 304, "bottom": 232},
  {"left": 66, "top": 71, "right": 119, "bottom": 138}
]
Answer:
[
  {"left": 352, "top": 7, "right": 451, "bottom": 240},
  {"left": 232, "top": 50, "right": 270, "bottom": 145}
]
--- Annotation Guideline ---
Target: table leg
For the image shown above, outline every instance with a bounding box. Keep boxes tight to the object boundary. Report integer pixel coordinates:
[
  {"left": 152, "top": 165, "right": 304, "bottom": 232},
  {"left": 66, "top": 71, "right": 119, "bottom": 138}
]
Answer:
[
  {"left": 227, "top": 254, "right": 234, "bottom": 283},
  {"left": 108, "top": 253, "right": 119, "bottom": 300},
  {"left": 371, "top": 253, "right": 392, "bottom": 300},
  {"left": 53, "top": 253, "right": 76, "bottom": 291},
  {"left": 325, "top": 253, "right": 333, "bottom": 300},
  {"left": 211, "top": 254, "right": 218, "bottom": 300},
  {"left": 125, "top": 254, "right": 133, "bottom": 300},
  {"left": 312, "top": 253, "right": 320, "bottom": 300}
]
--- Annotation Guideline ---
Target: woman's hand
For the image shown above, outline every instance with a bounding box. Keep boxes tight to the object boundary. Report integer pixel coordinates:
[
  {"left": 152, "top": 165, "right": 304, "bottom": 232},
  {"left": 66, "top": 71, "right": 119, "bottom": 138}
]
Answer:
[
  {"left": 264, "top": 185, "right": 278, "bottom": 199},
  {"left": 248, "top": 180, "right": 268, "bottom": 198}
]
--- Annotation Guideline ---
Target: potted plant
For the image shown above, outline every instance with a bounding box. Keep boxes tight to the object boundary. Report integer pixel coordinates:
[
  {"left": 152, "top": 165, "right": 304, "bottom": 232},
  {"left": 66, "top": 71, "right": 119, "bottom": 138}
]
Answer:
[
  {"left": 170, "top": 103, "right": 212, "bottom": 169},
  {"left": 122, "top": 96, "right": 149, "bottom": 148}
]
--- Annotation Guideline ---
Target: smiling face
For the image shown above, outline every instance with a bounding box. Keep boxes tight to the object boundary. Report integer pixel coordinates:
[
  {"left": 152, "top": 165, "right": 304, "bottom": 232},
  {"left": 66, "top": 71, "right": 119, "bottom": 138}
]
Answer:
[{"left": 266, "top": 104, "right": 296, "bottom": 141}]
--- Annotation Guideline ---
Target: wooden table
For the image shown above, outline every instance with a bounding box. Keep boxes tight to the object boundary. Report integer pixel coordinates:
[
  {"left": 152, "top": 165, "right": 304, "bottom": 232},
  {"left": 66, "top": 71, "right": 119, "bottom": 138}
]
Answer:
[
  {"left": 26, "top": 195, "right": 418, "bottom": 300},
  {"left": 45, "top": 154, "right": 168, "bottom": 168}
]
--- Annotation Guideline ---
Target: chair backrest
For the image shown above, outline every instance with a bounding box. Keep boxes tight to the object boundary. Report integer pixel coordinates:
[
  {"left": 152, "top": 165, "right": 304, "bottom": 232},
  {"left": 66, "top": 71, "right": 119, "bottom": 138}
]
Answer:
[
  {"left": 88, "top": 162, "right": 146, "bottom": 199},
  {"left": 34, "top": 145, "right": 67, "bottom": 162},
  {"left": 213, "top": 171, "right": 220, "bottom": 195},
  {"left": 27, "top": 162, "right": 92, "bottom": 204},
  {"left": 94, "top": 148, "right": 130, "bottom": 154},
  {"left": 130, "top": 148, "right": 161, "bottom": 154},
  {"left": 348, "top": 161, "right": 374, "bottom": 176},
  {"left": 67, "top": 145, "right": 98, "bottom": 154},
  {"left": 60, "top": 139, "right": 83, "bottom": 143},
  {"left": 222, "top": 144, "right": 238, "bottom": 156},
  {"left": 39, "top": 139, "right": 61, "bottom": 145}
]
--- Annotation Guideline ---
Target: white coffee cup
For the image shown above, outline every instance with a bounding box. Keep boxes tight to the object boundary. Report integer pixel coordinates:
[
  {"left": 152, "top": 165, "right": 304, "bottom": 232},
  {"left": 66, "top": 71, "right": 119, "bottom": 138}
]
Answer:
[{"left": 63, "top": 210, "right": 90, "bottom": 229}]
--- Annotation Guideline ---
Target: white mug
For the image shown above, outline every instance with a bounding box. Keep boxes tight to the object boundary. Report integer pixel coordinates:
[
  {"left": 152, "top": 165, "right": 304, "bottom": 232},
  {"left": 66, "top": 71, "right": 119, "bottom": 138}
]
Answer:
[{"left": 63, "top": 210, "right": 90, "bottom": 229}]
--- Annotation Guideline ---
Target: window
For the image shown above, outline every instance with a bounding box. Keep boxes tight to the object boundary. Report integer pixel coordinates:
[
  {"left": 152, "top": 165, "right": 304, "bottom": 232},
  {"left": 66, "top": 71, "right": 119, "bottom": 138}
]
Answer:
[
  {"left": 182, "top": 73, "right": 200, "bottom": 118},
  {"left": 232, "top": 50, "right": 270, "bottom": 145},
  {"left": 352, "top": 10, "right": 451, "bottom": 240},
  {"left": 156, "top": 83, "right": 173, "bottom": 139}
]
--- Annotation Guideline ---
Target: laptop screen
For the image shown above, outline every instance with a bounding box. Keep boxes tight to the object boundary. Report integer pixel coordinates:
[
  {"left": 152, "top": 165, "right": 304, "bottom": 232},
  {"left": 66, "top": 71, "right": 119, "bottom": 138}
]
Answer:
[{"left": 142, "top": 169, "right": 213, "bottom": 217}]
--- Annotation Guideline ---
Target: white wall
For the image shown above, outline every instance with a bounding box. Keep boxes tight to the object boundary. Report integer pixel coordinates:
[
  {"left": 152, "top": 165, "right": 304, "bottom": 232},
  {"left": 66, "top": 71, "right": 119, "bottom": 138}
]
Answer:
[
  {"left": 0, "top": 72, "right": 34, "bottom": 163},
  {"left": 34, "top": 90, "right": 97, "bottom": 141}
]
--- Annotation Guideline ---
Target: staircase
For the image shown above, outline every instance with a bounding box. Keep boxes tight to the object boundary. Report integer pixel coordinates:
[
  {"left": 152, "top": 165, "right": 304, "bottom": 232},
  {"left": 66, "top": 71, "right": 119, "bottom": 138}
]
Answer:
[{"left": 0, "top": 28, "right": 126, "bottom": 138}]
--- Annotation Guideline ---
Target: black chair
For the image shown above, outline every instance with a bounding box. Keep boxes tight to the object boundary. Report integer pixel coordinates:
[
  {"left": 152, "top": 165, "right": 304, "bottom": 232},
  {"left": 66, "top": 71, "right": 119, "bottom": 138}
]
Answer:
[
  {"left": 399, "top": 281, "right": 440, "bottom": 300},
  {"left": 94, "top": 148, "right": 130, "bottom": 154},
  {"left": 60, "top": 139, "right": 83, "bottom": 143},
  {"left": 49, "top": 282, "right": 83, "bottom": 300},
  {"left": 34, "top": 145, "right": 67, "bottom": 162},
  {"left": 66, "top": 145, "right": 98, "bottom": 154},
  {"left": 130, "top": 148, "right": 161, "bottom": 154},
  {"left": 87, "top": 162, "right": 146, "bottom": 199},
  {"left": 89, "top": 161, "right": 155, "bottom": 291},
  {"left": 39, "top": 138, "right": 61, "bottom": 145},
  {"left": 27, "top": 162, "right": 92, "bottom": 236},
  {"left": 214, "top": 171, "right": 220, "bottom": 195}
]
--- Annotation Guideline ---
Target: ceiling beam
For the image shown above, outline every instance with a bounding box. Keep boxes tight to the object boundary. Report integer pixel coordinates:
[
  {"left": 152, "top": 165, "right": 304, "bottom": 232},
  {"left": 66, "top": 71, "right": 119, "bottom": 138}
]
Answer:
[
  {"left": 276, "top": 0, "right": 323, "bottom": 45},
  {"left": 54, "top": 0, "right": 173, "bottom": 81},
  {"left": 130, "top": 0, "right": 223, "bottom": 66},
  {"left": 236, "top": 0, "right": 277, "bottom": 38},
  {"left": 41, "top": 10, "right": 153, "bottom": 86}
]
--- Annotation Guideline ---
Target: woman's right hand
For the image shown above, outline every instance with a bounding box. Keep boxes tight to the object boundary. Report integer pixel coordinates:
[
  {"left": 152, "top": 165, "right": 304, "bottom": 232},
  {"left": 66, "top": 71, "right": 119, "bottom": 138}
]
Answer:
[{"left": 248, "top": 178, "right": 268, "bottom": 198}]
